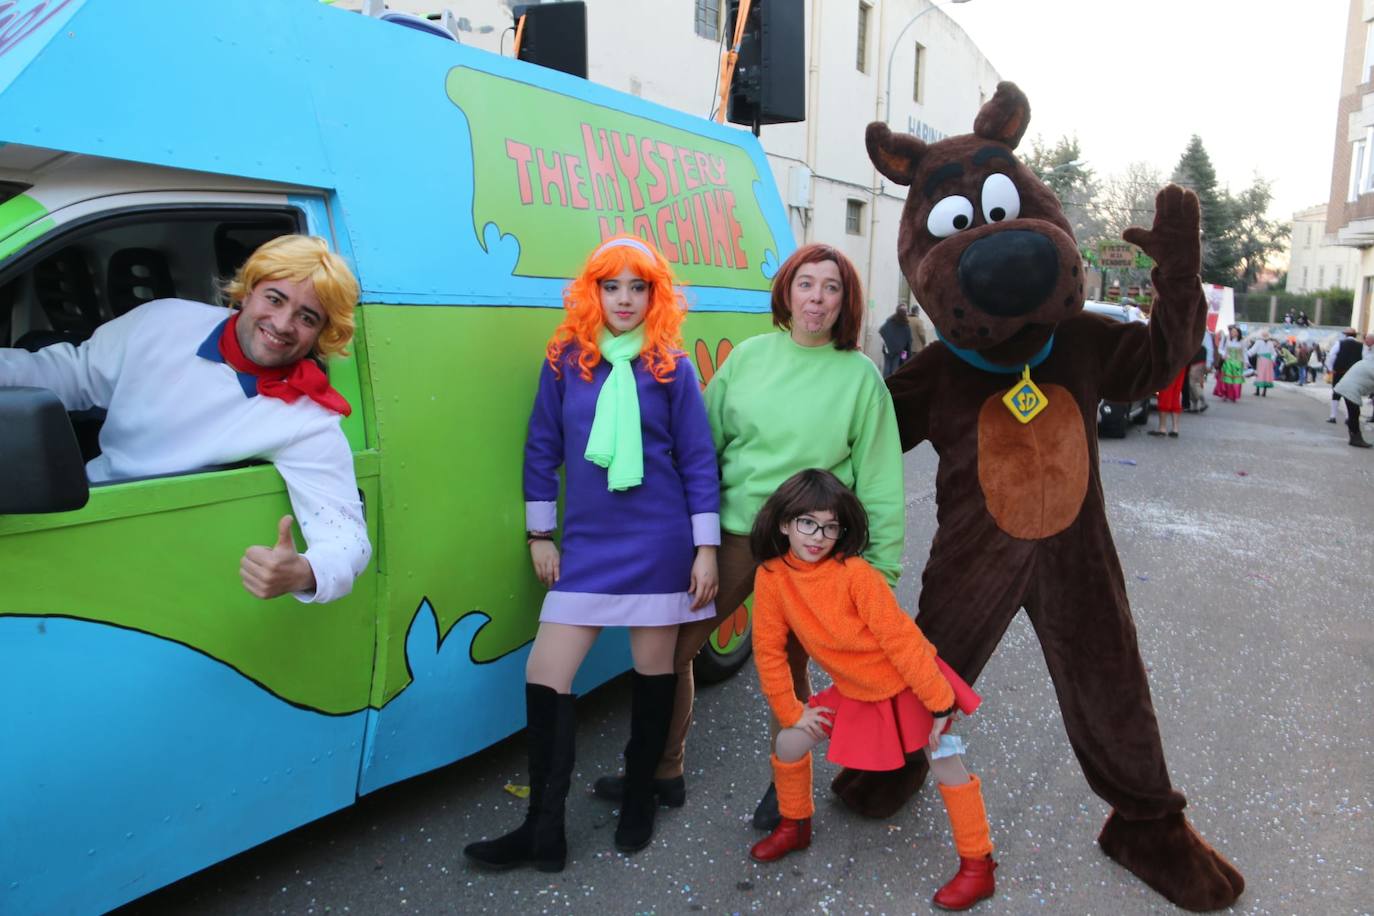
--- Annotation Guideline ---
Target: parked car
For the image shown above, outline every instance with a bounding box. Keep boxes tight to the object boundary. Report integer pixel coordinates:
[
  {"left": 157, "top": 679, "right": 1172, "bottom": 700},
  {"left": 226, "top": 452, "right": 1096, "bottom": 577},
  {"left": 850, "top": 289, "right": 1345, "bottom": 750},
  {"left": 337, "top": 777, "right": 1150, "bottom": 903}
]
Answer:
[{"left": 1082, "top": 301, "right": 1151, "bottom": 437}]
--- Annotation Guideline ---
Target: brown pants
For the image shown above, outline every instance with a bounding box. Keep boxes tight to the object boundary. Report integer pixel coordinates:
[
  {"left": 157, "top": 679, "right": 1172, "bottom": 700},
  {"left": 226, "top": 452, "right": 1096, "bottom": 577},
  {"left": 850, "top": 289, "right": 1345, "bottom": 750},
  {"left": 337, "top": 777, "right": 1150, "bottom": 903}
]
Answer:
[{"left": 655, "top": 532, "right": 811, "bottom": 779}]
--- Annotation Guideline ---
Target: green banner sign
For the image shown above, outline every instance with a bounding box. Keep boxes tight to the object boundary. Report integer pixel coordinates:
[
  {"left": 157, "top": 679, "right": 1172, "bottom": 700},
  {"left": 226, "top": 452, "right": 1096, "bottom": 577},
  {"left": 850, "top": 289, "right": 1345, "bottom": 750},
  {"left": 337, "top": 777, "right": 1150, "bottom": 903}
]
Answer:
[{"left": 446, "top": 67, "right": 776, "bottom": 290}]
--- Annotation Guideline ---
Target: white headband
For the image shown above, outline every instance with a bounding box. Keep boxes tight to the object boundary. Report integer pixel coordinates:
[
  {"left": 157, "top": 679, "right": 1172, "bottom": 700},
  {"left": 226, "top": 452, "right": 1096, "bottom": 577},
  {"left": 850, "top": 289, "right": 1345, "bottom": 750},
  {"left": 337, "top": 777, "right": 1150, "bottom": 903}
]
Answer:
[{"left": 595, "top": 237, "right": 655, "bottom": 259}]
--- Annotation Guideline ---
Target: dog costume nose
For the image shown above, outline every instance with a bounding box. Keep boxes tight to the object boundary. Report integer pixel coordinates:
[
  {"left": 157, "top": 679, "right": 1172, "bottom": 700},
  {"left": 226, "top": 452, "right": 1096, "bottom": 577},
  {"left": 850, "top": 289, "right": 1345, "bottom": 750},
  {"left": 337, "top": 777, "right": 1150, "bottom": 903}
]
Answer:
[{"left": 957, "top": 230, "right": 1059, "bottom": 318}]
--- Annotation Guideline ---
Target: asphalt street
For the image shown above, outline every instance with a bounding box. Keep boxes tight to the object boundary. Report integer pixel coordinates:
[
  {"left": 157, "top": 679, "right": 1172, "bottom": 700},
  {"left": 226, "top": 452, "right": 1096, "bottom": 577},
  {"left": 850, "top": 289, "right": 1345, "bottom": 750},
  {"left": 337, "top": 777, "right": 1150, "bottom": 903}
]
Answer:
[{"left": 117, "top": 379, "right": 1373, "bottom": 916}]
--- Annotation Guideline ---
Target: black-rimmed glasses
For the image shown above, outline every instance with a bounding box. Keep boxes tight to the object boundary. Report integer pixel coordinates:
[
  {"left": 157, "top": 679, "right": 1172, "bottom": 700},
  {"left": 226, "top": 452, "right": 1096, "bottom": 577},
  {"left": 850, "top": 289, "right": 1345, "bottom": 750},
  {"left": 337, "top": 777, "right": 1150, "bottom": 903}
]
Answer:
[{"left": 793, "top": 516, "right": 845, "bottom": 540}]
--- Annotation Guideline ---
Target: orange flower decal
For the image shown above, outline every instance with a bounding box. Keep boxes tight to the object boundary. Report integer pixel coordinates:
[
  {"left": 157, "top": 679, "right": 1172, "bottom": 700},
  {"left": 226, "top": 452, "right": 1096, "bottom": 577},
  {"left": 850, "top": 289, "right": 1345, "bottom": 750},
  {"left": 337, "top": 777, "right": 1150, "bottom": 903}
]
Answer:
[
  {"left": 694, "top": 336, "right": 745, "bottom": 652},
  {"left": 693, "top": 338, "right": 734, "bottom": 392},
  {"left": 714, "top": 602, "right": 750, "bottom": 650}
]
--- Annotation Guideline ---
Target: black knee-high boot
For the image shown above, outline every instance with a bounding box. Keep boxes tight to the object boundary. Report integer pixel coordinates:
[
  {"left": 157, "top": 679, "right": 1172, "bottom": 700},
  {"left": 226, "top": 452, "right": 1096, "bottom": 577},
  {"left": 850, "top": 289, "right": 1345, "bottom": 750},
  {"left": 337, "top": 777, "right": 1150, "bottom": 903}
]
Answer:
[
  {"left": 464, "top": 683, "right": 577, "bottom": 872},
  {"left": 614, "top": 671, "right": 678, "bottom": 853}
]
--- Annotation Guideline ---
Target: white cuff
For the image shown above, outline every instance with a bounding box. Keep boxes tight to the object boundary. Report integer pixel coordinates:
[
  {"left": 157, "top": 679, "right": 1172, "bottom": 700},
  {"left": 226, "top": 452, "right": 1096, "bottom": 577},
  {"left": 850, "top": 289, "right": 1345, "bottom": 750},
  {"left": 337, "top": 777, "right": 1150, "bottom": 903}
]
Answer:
[
  {"left": 293, "top": 553, "right": 326, "bottom": 604},
  {"left": 691, "top": 512, "right": 721, "bottom": 547},
  {"left": 526, "top": 500, "right": 558, "bottom": 532}
]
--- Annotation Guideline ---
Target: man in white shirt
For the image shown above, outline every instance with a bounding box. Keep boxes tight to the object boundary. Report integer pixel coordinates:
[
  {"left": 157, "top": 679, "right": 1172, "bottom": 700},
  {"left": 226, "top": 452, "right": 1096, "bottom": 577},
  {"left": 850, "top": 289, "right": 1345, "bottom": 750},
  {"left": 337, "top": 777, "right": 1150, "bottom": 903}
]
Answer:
[
  {"left": 1326, "top": 329, "right": 1363, "bottom": 423},
  {"left": 0, "top": 235, "right": 371, "bottom": 602}
]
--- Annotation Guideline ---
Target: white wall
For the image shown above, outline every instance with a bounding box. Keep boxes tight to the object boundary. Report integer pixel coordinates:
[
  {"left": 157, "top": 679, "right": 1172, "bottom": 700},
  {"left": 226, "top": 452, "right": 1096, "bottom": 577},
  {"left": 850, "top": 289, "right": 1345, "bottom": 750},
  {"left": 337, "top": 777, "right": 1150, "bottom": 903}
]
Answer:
[{"left": 338, "top": 0, "right": 999, "bottom": 357}]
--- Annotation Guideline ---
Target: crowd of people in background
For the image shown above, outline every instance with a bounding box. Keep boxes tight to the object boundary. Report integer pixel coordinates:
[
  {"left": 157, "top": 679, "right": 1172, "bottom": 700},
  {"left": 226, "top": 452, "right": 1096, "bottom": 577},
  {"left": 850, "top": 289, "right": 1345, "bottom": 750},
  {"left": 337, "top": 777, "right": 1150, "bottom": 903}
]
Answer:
[{"left": 1158, "top": 320, "right": 1374, "bottom": 449}]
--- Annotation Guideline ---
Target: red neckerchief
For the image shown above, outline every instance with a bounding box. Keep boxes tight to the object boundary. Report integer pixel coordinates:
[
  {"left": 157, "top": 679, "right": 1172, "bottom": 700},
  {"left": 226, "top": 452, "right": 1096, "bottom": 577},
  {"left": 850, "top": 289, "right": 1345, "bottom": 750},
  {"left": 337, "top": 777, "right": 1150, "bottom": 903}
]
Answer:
[{"left": 218, "top": 312, "right": 352, "bottom": 416}]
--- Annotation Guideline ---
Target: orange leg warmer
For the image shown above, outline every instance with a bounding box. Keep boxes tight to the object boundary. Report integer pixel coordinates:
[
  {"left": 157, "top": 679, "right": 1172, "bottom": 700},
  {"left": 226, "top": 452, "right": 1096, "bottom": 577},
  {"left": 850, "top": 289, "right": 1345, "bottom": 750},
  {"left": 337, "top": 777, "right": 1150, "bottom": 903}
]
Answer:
[
  {"left": 938, "top": 773, "right": 994, "bottom": 859},
  {"left": 772, "top": 753, "right": 814, "bottom": 820}
]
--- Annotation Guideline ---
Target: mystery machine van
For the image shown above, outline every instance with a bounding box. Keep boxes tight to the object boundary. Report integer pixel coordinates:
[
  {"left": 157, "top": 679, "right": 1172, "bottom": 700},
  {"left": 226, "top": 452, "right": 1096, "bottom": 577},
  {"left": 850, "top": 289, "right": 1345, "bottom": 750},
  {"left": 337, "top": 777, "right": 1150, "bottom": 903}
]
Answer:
[{"left": 0, "top": 2, "right": 792, "bottom": 912}]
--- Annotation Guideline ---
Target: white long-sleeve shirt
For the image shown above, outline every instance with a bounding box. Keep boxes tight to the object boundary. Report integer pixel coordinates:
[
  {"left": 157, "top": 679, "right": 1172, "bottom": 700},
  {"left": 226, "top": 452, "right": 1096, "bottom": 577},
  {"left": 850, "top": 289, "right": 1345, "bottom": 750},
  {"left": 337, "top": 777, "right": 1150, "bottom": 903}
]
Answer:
[
  {"left": 0, "top": 299, "right": 371, "bottom": 603},
  {"left": 1326, "top": 341, "right": 1343, "bottom": 371}
]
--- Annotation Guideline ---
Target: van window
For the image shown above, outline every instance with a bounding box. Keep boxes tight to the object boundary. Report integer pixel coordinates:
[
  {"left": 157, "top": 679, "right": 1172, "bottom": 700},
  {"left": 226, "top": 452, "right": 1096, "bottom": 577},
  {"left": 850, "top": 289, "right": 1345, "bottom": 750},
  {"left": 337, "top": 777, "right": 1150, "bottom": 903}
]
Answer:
[
  {"left": 1, "top": 207, "right": 301, "bottom": 462},
  {"left": 1, "top": 208, "right": 300, "bottom": 349}
]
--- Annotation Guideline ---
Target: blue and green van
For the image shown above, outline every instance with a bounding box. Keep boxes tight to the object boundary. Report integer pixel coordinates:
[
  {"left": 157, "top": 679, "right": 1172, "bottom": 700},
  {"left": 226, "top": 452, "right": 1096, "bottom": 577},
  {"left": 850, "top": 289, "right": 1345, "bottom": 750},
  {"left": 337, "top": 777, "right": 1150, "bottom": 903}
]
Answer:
[{"left": 0, "top": 2, "right": 792, "bottom": 912}]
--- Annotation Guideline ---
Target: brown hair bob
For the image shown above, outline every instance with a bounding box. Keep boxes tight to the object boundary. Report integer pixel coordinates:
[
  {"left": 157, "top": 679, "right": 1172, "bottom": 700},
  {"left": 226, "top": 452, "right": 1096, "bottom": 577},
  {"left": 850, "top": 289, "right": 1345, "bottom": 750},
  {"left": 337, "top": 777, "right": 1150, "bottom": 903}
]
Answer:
[
  {"left": 750, "top": 468, "right": 871, "bottom": 566},
  {"left": 769, "top": 243, "right": 865, "bottom": 350}
]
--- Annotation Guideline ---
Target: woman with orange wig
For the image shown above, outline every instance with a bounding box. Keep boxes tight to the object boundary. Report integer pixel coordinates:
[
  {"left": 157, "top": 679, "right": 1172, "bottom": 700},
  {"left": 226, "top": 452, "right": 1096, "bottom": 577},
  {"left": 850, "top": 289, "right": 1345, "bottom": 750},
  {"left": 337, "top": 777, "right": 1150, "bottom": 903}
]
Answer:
[{"left": 464, "top": 236, "right": 719, "bottom": 872}]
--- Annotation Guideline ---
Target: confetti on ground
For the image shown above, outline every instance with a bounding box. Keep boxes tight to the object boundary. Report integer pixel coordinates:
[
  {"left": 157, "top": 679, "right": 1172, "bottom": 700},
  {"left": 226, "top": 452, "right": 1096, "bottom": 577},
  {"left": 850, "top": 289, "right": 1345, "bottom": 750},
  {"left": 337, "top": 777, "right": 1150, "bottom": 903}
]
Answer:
[
  {"left": 503, "top": 783, "right": 529, "bottom": 799},
  {"left": 1103, "top": 457, "right": 1138, "bottom": 466}
]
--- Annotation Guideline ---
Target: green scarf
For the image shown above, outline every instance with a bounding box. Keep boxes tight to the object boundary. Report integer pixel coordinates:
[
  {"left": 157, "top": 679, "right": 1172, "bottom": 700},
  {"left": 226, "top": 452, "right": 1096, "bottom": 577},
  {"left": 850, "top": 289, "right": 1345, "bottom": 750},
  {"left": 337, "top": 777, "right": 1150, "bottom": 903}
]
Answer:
[{"left": 584, "top": 325, "right": 645, "bottom": 490}]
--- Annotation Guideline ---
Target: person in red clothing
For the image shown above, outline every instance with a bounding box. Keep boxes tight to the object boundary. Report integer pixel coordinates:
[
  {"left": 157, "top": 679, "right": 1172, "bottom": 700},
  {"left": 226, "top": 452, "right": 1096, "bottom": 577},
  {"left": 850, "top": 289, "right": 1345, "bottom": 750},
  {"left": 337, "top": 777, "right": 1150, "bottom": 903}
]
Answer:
[
  {"left": 1150, "top": 364, "right": 1187, "bottom": 438},
  {"left": 746, "top": 469, "right": 996, "bottom": 911}
]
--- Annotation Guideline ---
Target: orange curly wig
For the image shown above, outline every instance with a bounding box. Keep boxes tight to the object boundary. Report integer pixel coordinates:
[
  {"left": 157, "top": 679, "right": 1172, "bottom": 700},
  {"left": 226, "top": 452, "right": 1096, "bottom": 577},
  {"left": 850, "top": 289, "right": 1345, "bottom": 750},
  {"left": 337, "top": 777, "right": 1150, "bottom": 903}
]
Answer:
[{"left": 547, "top": 235, "right": 688, "bottom": 383}]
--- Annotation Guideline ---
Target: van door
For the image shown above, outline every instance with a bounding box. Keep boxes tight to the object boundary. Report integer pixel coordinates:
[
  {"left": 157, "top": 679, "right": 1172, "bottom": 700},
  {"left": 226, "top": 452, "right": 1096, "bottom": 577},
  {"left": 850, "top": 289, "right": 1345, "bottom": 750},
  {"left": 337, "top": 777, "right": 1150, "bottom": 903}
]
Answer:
[{"left": 0, "top": 190, "right": 379, "bottom": 916}]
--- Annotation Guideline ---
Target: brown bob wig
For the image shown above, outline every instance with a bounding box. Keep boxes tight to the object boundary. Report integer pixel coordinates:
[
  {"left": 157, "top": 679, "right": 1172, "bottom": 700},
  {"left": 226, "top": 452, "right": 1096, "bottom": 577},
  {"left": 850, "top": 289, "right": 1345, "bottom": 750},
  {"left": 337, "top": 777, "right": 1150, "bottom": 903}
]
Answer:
[
  {"left": 769, "top": 243, "right": 865, "bottom": 350},
  {"left": 750, "top": 468, "right": 871, "bottom": 567}
]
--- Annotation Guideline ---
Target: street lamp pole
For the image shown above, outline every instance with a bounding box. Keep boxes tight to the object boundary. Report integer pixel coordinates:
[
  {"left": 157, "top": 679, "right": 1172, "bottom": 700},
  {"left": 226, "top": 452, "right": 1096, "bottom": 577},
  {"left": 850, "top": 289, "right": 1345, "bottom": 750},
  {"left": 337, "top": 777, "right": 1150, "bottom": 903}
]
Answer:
[{"left": 883, "top": 0, "right": 972, "bottom": 126}]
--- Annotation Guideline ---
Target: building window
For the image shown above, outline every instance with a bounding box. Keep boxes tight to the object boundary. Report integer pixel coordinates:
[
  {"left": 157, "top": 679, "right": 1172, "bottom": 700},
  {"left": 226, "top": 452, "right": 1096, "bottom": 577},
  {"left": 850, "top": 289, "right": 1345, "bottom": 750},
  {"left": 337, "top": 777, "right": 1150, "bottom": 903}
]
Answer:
[
  {"left": 1302, "top": 267, "right": 1309, "bottom": 289},
  {"left": 1364, "top": 20, "right": 1374, "bottom": 79},
  {"left": 1363, "top": 127, "right": 1374, "bottom": 193},
  {"left": 1318, "top": 266, "right": 1326, "bottom": 289},
  {"left": 1336, "top": 266, "right": 1343, "bottom": 288},
  {"left": 912, "top": 42, "right": 926, "bottom": 103},
  {"left": 857, "top": 2, "right": 870, "bottom": 72},
  {"left": 1350, "top": 138, "right": 1366, "bottom": 202},
  {"left": 846, "top": 199, "right": 864, "bottom": 235},
  {"left": 694, "top": 0, "right": 721, "bottom": 41},
  {"left": 897, "top": 272, "right": 912, "bottom": 306},
  {"left": 1306, "top": 225, "right": 1314, "bottom": 247}
]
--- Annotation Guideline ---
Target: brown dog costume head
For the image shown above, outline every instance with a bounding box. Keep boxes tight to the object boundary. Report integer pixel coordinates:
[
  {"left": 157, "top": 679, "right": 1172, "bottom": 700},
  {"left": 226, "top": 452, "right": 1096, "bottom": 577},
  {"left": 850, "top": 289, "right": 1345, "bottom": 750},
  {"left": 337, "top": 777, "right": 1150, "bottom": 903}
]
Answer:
[{"left": 867, "top": 82, "right": 1083, "bottom": 367}]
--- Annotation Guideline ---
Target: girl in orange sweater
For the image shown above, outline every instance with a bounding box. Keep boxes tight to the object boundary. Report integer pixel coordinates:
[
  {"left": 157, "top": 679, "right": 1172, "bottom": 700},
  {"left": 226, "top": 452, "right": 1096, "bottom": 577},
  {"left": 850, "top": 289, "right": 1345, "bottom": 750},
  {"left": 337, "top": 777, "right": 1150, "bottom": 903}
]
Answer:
[{"left": 748, "top": 468, "right": 995, "bottom": 911}]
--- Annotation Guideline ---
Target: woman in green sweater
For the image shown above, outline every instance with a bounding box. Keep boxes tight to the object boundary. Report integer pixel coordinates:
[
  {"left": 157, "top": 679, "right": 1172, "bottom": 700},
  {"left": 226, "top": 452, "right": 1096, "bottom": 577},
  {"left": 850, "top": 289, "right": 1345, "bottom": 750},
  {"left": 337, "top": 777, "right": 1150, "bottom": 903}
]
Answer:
[{"left": 593, "top": 243, "right": 906, "bottom": 827}]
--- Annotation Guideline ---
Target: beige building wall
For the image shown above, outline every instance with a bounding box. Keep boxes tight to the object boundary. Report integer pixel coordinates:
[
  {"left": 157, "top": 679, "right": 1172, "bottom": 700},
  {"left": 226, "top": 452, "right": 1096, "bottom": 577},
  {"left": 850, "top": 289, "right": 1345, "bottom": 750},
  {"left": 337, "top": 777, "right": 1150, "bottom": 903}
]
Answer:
[
  {"left": 333, "top": 0, "right": 999, "bottom": 358},
  {"left": 1326, "top": 0, "right": 1374, "bottom": 332},
  {"left": 1288, "top": 204, "right": 1362, "bottom": 293}
]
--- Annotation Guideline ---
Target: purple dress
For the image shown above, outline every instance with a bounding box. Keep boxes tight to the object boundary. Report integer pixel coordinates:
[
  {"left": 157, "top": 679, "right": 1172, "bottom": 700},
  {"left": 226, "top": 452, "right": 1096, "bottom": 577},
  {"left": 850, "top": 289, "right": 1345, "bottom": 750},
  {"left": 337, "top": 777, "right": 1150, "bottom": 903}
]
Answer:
[{"left": 523, "top": 348, "right": 720, "bottom": 626}]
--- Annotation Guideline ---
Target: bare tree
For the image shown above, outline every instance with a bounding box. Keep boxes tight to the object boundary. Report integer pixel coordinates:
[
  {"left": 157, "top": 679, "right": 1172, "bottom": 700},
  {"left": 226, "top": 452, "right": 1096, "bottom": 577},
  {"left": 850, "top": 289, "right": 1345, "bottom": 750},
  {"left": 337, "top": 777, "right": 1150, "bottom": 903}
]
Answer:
[
  {"left": 1092, "top": 161, "right": 1164, "bottom": 292},
  {"left": 1098, "top": 161, "right": 1163, "bottom": 241}
]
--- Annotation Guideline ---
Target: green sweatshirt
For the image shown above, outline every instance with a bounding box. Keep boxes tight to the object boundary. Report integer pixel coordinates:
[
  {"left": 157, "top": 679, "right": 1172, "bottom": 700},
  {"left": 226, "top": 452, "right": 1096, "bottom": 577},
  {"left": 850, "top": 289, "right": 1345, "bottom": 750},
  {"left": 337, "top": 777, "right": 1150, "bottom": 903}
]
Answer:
[{"left": 704, "top": 331, "right": 905, "bottom": 584}]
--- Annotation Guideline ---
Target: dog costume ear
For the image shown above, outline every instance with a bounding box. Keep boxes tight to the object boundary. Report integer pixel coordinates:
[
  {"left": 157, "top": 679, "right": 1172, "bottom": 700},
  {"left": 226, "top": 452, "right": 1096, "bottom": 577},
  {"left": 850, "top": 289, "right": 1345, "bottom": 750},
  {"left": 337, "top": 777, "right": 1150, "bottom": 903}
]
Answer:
[
  {"left": 973, "top": 81, "right": 1031, "bottom": 149},
  {"left": 866, "top": 122, "right": 927, "bottom": 187}
]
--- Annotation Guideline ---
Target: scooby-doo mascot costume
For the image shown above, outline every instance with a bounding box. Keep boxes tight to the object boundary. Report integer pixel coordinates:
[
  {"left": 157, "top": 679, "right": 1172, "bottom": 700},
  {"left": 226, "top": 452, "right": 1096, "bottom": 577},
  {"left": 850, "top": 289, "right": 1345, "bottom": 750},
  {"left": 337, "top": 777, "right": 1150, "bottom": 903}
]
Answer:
[{"left": 846, "top": 82, "right": 1243, "bottom": 911}]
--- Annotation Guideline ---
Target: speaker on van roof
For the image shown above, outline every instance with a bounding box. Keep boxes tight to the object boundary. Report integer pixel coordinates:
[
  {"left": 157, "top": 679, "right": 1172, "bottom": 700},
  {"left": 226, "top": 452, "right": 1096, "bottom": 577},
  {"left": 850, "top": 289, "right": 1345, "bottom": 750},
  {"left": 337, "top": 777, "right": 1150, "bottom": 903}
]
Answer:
[
  {"left": 513, "top": 2, "right": 587, "bottom": 79},
  {"left": 726, "top": 0, "right": 806, "bottom": 132}
]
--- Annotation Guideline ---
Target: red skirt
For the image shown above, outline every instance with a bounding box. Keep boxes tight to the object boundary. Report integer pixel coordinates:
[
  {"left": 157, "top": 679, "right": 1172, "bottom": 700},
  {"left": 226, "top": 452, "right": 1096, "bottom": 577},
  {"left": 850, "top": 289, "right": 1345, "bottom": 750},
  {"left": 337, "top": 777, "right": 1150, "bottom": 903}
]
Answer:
[
  {"left": 806, "top": 658, "right": 980, "bottom": 771},
  {"left": 1157, "top": 366, "right": 1187, "bottom": 413}
]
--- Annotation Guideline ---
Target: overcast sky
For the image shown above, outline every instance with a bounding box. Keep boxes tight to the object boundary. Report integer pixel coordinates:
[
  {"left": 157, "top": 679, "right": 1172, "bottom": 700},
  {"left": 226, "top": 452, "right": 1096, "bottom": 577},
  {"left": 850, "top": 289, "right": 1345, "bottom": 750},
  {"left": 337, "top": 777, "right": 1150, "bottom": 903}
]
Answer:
[{"left": 941, "top": 0, "right": 1349, "bottom": 222}]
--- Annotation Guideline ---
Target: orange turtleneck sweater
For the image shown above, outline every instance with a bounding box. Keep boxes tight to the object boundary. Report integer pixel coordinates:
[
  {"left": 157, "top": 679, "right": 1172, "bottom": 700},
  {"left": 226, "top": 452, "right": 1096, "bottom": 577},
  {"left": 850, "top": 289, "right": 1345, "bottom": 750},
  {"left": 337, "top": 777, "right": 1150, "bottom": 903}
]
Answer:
[{"left": 752, "top": 552, "right": 955, "bottom": 729}]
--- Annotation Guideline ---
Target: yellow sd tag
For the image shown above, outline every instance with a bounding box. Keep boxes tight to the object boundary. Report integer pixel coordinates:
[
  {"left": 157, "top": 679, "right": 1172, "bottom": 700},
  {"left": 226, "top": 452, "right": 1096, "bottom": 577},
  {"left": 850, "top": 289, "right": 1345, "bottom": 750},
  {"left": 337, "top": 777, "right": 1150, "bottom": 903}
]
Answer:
[{"left": 1002, "top": 365, "right": 1048, "bottom": 424}]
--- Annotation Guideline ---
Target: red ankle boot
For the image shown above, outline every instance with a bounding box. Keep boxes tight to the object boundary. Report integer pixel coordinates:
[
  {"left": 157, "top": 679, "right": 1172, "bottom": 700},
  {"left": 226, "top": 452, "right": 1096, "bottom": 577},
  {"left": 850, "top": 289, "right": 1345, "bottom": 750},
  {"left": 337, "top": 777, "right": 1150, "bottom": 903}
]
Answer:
[
  {"left": 932, "top": 855, "right": 996, "bottom": 910},
  {"left": 749, "top": 816, "right": 811, "bottom": 862}
]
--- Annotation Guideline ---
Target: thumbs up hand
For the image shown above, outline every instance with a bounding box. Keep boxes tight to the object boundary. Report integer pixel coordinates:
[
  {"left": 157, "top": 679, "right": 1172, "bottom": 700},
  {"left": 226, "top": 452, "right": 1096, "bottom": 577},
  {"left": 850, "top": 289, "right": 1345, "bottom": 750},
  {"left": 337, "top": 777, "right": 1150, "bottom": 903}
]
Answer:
[{"left": 241, "top": 515, "right": 317, "bottom": 599}]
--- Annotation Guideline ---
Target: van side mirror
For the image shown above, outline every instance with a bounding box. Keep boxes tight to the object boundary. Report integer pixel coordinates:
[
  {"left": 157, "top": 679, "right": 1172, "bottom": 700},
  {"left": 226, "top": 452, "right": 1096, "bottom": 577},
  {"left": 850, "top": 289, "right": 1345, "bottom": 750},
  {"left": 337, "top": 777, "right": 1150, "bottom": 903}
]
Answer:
[{"left": 0, "top": 387, "right": 89, "bottom": 514}]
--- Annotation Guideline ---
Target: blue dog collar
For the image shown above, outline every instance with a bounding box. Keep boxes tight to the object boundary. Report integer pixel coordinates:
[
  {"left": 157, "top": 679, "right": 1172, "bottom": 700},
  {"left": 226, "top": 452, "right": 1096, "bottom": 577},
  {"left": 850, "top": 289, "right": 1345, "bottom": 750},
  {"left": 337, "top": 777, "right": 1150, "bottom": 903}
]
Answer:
[{"left": 935, "top": 327, "right": 1055, "bottom": 374}]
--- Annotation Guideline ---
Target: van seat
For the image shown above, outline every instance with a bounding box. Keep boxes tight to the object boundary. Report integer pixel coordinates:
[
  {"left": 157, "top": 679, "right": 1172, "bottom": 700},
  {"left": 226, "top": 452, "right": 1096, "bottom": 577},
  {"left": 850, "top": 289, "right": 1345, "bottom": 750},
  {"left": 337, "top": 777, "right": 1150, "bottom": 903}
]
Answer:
[
  {"left": 33, "top": 248, "right": 100, "bottom": 339},
  {"left": 108, "top": 247, "right": 175, "bottom": 316}
]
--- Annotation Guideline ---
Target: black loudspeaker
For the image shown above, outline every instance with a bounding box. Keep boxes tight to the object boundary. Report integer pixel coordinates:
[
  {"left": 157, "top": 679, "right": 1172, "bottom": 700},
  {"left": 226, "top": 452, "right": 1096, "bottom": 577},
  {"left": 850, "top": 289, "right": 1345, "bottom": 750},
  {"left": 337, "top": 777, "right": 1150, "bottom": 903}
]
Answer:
[
  {"left": 513, "top": 2, "right": 587, "bottom": 79},
  {"left": 726, "top": 0, "right": 805, "bottom": 130}
]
